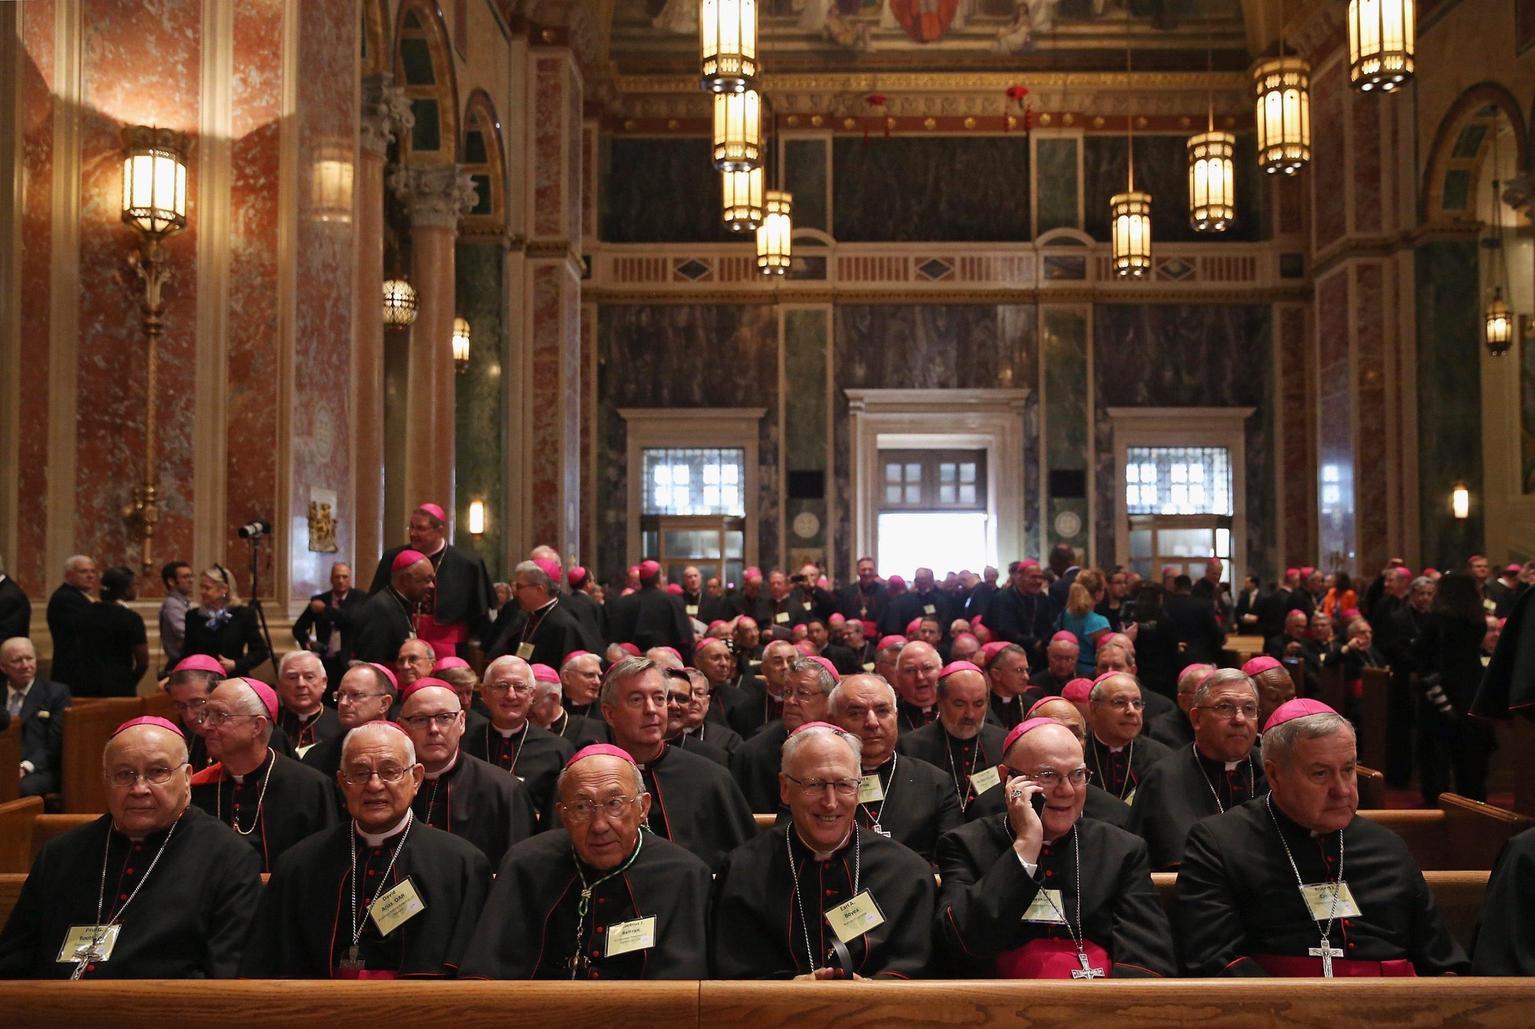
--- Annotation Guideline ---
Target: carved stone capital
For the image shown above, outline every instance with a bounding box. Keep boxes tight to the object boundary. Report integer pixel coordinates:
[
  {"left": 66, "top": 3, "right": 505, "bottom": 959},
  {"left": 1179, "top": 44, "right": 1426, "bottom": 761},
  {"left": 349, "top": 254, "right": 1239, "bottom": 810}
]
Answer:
[
  {"left": 361, "top": 75, "right": 415, "bottom": 158},
  {"left": 1502, "top": 174, "right": 1535, "bottom": 220},
  {"left": 389, "top": 164, "right": 480, "bottom": 229}
]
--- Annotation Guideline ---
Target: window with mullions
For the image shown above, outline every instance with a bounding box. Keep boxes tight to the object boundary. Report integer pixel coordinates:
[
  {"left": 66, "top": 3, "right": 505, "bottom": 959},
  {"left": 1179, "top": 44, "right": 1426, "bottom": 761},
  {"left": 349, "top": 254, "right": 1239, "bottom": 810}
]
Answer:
[
  {"left": 1124, "top": 446, "right": 1232, "bottom": 516},
  {"left": 879, "top": 450, "right": 986, "bottom": 510},
  {"left": 641, "top": 448, "right": 747, "bottom": 516}
]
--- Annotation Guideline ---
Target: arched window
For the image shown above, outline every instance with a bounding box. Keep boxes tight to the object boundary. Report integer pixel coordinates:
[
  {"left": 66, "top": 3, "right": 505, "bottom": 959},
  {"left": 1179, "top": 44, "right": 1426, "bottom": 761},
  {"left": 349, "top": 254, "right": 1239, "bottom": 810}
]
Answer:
[
  {"left": 394, "top": 2, "right": 458, "bottom": 165},
  {"left": 461, "top": 94, "right": 506, "bottom": 234}
]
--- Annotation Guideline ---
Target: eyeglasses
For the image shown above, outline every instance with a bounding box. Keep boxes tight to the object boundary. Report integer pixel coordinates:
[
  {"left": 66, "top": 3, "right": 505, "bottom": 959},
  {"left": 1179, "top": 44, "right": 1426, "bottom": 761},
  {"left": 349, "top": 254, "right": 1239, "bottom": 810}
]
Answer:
[
  {"left": 483, "top": 681, "right": 535, "bottom": 696},
  {"left": 784, "top": 688, "right": 826, "bottom": 703},
  {"left": 665, "top": 694, "right": 691, "bottom": 708},
  {"left": 107, "top": 766, "right": 178, "bottom": 788},
  {"left": 201, "top": 710, "right": 258, "bottom": 727},
  {"left": 783, "top": 774, "right": 860, "bottom": 798},
  {"left": 1200, "top": 701, "right": 1259, "bottom": 721},
  {"left": 559, "top": 795, "right": 639, "bottom": 823},
  {"left": 340, "top": 765, "right": 410, "bottom": 786},
  {"left": 333, "top": 690, "right": 388, "bottom": 705},
  {"left": 1006, "top": 766, "right": 1092, "bottom": 787},
  {"left": 399, "top": 712, "right": 461, "bottom": 730},
  {"left": 170, "top": 698, "right": 207, "bottom": 714},
  {"left": 1105, "top": 697, "right": 1145, "bottom": 711}
]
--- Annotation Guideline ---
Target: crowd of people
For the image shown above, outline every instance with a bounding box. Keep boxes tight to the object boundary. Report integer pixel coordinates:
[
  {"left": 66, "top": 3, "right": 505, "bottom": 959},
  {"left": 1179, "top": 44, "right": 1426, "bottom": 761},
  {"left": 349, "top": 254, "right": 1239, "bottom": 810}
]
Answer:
[{"left": 1, "top": 507, "right": 1533, "bottom": 981}]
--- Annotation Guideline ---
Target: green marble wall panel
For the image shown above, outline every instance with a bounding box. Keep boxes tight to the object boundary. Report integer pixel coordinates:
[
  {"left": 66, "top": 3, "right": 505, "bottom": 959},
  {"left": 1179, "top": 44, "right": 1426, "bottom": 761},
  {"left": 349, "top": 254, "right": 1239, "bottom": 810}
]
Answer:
[
  {"left": 1042, "top": 306, "right": 1090, "bottom": 555},
  {"left": 601, "top": 138, "right": 733, "bottom": 243},
  {"left": 454, "top": 243, "right": 507, "bottom": 579},
  {"left": 1035, "top": 137, "right": 1080, "bottom": 234},
  {"left": 1083, "top": 133, "right": 1265, "bottom": 243},
  {"left": 785, "top": 308, "right": 829, "bottom": 568},
  {"left": 785, "top": 139, "right": 829, "bottom": 234},
  {"left": 832, "top": 137, "right": 1030, "bottom": 242}
]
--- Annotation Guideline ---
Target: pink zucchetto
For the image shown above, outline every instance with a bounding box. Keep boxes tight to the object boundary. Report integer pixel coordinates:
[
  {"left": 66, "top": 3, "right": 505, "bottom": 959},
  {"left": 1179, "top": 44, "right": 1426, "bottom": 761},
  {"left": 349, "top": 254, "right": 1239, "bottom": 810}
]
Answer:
[
  {"left": 1002, "top": 717, "right": 1065, "bottom": 755},
  {"left": 392, "top": 549, "right": 429, "bottom": 573},
  {"left": 565, "top": 743, "right": 638, "bottom": 769},
  {"left": 1062, "top": 678, "right": 1095, "bottom": 703},
  {"left": 1262, "top": 697, "right": 1338, "bottom": 734}
]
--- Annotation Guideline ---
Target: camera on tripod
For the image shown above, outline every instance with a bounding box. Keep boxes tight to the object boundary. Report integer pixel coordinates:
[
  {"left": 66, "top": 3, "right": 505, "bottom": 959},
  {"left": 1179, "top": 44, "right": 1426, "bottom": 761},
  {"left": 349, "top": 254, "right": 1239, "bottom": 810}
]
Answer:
[{"left": 238, "top": 519, "right": 271, "bottom": 540}]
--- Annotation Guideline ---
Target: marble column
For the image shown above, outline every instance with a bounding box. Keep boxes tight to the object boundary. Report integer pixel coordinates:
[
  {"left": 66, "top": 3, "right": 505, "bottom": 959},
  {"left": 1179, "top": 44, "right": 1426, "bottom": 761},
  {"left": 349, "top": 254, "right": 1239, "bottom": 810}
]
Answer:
[{"left": 391, "top": 164, "right": 477, "bottom": 518}]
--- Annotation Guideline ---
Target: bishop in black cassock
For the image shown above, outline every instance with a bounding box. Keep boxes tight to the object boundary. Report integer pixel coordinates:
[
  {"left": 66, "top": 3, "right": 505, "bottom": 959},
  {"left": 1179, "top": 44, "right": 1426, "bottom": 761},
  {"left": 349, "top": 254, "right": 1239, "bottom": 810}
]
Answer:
[
  {"left": 460, "top": 655, "right": 575, "bottom": 815},
  {"left": 1084, "top": 673, "right": 1173, "bottom": 805},
  {"left": 1472, "top": 826, "right": 1535, "bottom": 974},
  {"left": 190, "top": 747, "right": 337, "bottom": 873}
]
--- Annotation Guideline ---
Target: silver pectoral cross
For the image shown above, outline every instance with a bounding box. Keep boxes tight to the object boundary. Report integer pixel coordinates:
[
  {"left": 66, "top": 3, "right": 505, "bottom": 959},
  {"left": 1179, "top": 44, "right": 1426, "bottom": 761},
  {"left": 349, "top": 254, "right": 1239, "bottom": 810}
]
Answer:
[
  {"left": 1309, "top": 940, "right": 1344, "bottom": 978},
  {"left": 1070, "top": 952, "right": 1105, "bottom": 979},
  {"left": 69, "top": 941, "right": 100, "bottom": 981}
]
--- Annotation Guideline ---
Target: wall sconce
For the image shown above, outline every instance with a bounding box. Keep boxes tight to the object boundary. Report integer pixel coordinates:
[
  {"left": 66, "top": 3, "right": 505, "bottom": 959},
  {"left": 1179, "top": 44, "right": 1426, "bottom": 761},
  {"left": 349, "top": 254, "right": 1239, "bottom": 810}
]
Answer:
[
  {"left": 467, "top": 498, "right": 486, "bottom": 536},
  {"left": 309, "top": 143, "right": 354, "bottom": 224},
  {"left": 1451, "top": 481, "right": 1470, "bottom": 520},
  {"left": 452, "top": 316, "right": 471, "bottom": 374},
  {"left": 119, "top": 125, "right": 189, "bottom": 572},
  {"left": 382, "top": 278, "right": 419, "bottom": 326}
]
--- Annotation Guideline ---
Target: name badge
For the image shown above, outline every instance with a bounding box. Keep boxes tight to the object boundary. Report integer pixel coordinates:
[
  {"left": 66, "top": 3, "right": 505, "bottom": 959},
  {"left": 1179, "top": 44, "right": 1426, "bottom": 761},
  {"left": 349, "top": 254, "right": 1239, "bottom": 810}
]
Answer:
[
  {"left": 295, "top": 743, "right": 315, "bottom": 760},
  {"left": 516, "top": 642, "right": 535, "bottom": 660},
  {"left": 369, "top": 877, "right": 426, "bottom": 936},
  {"left": 923, "top": 604, "right": 936, "bottom": 615},
  {"left": 686, "top": 605, "right": 699, "bottom": 617},
  {"left": 1484, "top": 598, "right": 1498, "bottom": 612},
  {"left": 858, "top": 774, "right": 885, "bottom": 804},
  {"left": 1300, "top": 882, "right": 1363, "bottom": 920},
  {"left": 862, "top": 663, "right": 875, "bottom": 673},
  {"left": 58, "top": 924, "right": 121, "bottom": 964},
  {"left": 1123, "top": 788, "right": 1136, "bottom": 807},
  {"left": 605, "top": 915, "right": 657, "bottom": 957},
  {"left": 969, "top": 766, "right": 1002, "bottom": 795},
  {"left": 774, "top": 612, "right": 790, "bottom": 624},
  {"left": 825, "top": 890, "right": 886, "bottom": 944},
  {"left": 1021, "top": 889, "right": 1067, "bottom": 924}
]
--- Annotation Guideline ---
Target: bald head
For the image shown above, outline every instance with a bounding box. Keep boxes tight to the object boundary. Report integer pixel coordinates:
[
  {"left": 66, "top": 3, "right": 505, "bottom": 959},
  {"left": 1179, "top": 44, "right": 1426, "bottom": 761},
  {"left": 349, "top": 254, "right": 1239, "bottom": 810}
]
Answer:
[
  {"left": 1030, "top": 697, "right": 1086, "bottom": 740},
  {"left": 896, "top": 641, "right": 942, "bottom": 709},
  {"left": 341, "top": 721, "right": 416, "bottom": 766},
  {"left": 1003, "top": 720, "right": 1081, "bottom": 769}
]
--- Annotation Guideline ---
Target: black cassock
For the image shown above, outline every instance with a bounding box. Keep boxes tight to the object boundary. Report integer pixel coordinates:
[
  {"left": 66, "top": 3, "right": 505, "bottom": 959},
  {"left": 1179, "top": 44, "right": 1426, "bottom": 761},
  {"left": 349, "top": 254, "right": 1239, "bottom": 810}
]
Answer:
[
  {"left": 728, "top": 720, "right": 789, "bottom": 812},
  {"left": 461, "top": 719, "right": 574, "bottom": 817},
  {"left": 988, "top": 690, "right": 1041, "bottom": 731},
  {"left": 485, "top": 598, "right": 600, "bottom": 668},
  {"left": 1085, "top": 733, "right": 1173, "bottom": 805},
  {"left": 1126, "top": 744, "right": 1266, "bottom": 870},
  {"left": 710, "top": 823, "right": 935, "bottom": 978},
  {"left": 0, "top": 807, "right": 262, "bottom": 978},
  {"left": 966, "top": 780, "right": 1132, "bottom": 830},
  {"left": 935, "top": 814, "right": 1175, "bottom": 977},
  {"left": 603, "top": 585, "right": 694, "bottom": 660},
  {"left": 726, "top": 678, "right": 783, "bottom": 739},
  {"left": 412, "top": 751, "right": 537, "bottom": 868},
  {"left": 899, "top": 721, "right": 1009, "bottom": 815},
  {"left": 1143, "top": 707, "right": 1195, "bottom": 750},
  {"left": 849, "top": 753, "right": 962, "bottom": 864},
  {"left": 240, "top": 817, "right": 492, "bottom": 978},
  {"left": 896, "top": 700, "right": 938, "bottom": 735},
  {"left": 189, "top": 749, "right": 338, "bottom": 872},
  {"left": 458, "top": 829, "right": 711, "bottom": 979},
  {"left": 669, "top": 732, "right": 730, "bottom": 768},
  {"left": 1471, "top": 825, "right": 1535, "bottom": 974},
  {"left": 348, "top": 587, "right": 417, "bottom": 665},
  {"left": 1176, "top": 796, "right": 1469, "bottom": 976},
  {"left": 279, "top": 705, "right": 342, "bottom": 752}
]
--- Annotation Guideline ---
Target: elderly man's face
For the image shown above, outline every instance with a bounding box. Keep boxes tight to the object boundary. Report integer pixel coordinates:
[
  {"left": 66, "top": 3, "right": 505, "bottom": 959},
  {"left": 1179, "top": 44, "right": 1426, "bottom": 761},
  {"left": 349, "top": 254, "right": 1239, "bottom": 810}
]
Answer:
[
  {"left": 780, "top": 733, "right": 859, "bottom": 853},
  {"left": 1254, "top": 668, "right": 1296, "bottom": 726},
  {"left": 1410, "top": 582, "right": 1435, "bottom": 611},
  {"left": 66, "top": 558, "right": 99, "bottom": 591},
  {"left": 1031, "top": 698, "right": 1086, "bottom": 741},
  {"left": 1019, "top": 565, "right": 1044, "bottom": 594},
  {"left": 1089, "top": 676, "right": 1144, "bottom": 746},
  {"left": 1096, "top": 646, "right": 1133, "bottom": 676},
  {"left": 199, "top": 682, "right": 267, "bottom": 760},
  {"left": 331, "top": 564, "right": 352, "bottom": 593},
  {"left": 1284, "top": 611, "right": 1309, "bottom": 639},
  {"left": 1349, "top": 621, "right": 1373, "bottom": 648},
  {"left": 1, "top": 640, "right": 37, "bottom": 688},
  {"left": 558, "top": 755, "right": 651, "bottom": 871},
  {"left": 1266, "top": 726, "right": 1358, "bottom": 833},
  {"left": 694, "top": 643, "right": 735, "bottom": 685},
  {"left": 395, "top": 640, "right": 433, "bottom": 688},
  {"left": 831, "top": 677, "right": 897, "bottom": 768},
  {"left": 105, "top": 726, "right": 190, "bottom": 838},
  {"left": 1176, "top": 667, "right": 1213, "bottom": 714},
  {"left": 682, "top": 566, "right": 702, "bottom": 593},
  {"left": 685, "top": 675, "right": 711, "bottom": 730},
  {"left": 768, "top": 571, "right": 791, "bottom": 601},
  {"left": 938, "top": 670, "right": 988, "bottom": 740},
  {"left": 782, "top": 668, "right": 830, "bottom": 730},
  {"left": 1002, "top": 724, "right": 1086, "bottom": 842},
  {"left": 483, "top": 659, "right": 535, "bottom": 728},
  {"left": 397, "top": 559, "right": 436, "bottom": 604},
  {"left": 895, "top": 642, "right": 941, "bottom": 709},
  {"left": 400, "top": 686, "right": 464, "bottom": 770},
  {"left": 602, "top": 668, "right": 668, "bottom": 752},
  {"left": 1310, "top": 615, "right": 1334, "bottom": 643},
  {"left": 913, "top": 568, "right": 935, "bottom": 592},
  {"left": 951, "top": 635, "right": 980, "bottom": 663},
  {"left": 279, "top": 655, "right": 326, "bottom": 715},
  {"left": 1191, "top": 681, "right": 1258, "bottom": 763},
  {"left": 1047, "top": 642, "right": 1078, "bottom": 680},
  {"left": 407, "top": 513, "right": 444, "bottom": 552},
  {"left": 733, "top": 619, "right": 760, "bottom": 649},
  {"left": 760, "top": 642, "right": 796, "bottom": 690},
  {"left": 843, "top": 623, "right": 866, "bottom": 651},
  {"left": 335, "top": 667, "right": 393, "bottom": 729},
  {"left": 988, "top": 649, "right": 1030, "bottom": 698},
  {"left": 339, "top": 730, "right": 424, "bottom": 834},
  {"left": 561, "top": 655, "right": 602, "bottom": 706}
]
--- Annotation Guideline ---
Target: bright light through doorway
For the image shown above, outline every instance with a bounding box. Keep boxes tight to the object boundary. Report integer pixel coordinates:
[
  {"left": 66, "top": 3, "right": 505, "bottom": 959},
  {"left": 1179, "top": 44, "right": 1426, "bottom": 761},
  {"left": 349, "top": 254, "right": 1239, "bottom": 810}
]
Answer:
[{"left": 877, "top": 511, "right": 991, "bottom": 579}]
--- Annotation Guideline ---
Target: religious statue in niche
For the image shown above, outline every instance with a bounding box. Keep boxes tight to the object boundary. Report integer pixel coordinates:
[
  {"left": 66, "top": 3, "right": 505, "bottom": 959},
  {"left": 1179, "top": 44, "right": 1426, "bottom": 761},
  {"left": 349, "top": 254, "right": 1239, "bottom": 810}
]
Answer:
[{"left": 308, "top": 498, "right": 338, "bottom": 553}]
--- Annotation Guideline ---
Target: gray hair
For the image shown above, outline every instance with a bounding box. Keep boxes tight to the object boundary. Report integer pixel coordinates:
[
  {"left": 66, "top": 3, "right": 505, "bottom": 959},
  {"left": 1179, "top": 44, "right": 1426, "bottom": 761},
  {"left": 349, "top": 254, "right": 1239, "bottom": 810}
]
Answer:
[
  {"left": 1410, "top": 575, "right": 1435, "bottom": 592},
  {"left": 341, "top": 722, "right": 417, "bottom": 765},
  {"left": 827, "top": 675, "right": 897, "bottom": 715},
  {"left": 64, "top": 554, "right": 94, "bottom": 575},
  {"left": 1262, "top": 711, "right": 1354, "bottom": 767},
  {"left": 533, "top": 676, "right": 562, "bottom": 701},
  {"left": 278, "top": 650, "right": 324, "bottom": 677},
  {"left": 780, "top": 723, "right": 862, "bottom": 773},
  {"left": 788, "top": 656, "right": 836, "bottom": 693},
  {"left": 1089, "top": 672, "right": 1141, "bottom": 703},
  {"left": 556, "top": 752, "right": 644, "bottom": 797},
  {"left": 513, "top": 560, "right": 552, "bottom": 592},
  {"left": 399, "top": 638, "right": 437, "bottom": 662},
  {"left": 1192, "top": 667, "right": 1257, "bottom": 709},
  {"left": 599, "top": 656, "right": 659, "bottom": 708}
]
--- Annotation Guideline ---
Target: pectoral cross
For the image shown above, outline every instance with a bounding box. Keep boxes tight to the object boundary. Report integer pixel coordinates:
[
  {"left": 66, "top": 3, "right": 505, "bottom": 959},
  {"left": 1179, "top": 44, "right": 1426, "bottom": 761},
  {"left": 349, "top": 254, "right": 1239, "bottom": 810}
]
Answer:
[
  {"left": 1070, "top": 952, "right": 1105, "bottom": 979},
  {"left": 69, "top": 941, "right": 101, "bottom": 981},
  {"left": 568, "top": 952, "right": 590, "bottom": 978},
  {"left": 338, "top": 944, "right": 365, "bottom": 974},
  {"left": 870, "top": 823, "right": 891, "bottom": 838},
  {"left": 1309, "top": 940, "right": 1344, "bottom": 978}
]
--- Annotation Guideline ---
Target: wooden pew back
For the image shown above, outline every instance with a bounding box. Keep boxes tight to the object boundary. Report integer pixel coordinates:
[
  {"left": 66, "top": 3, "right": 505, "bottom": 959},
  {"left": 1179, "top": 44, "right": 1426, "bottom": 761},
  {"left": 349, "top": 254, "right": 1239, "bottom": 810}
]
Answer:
[
  {"left": 0, "top": 797, "right": 43, "bottom": 875},
  {"left": 60, "top": 699, "right": 142, "bottom": 813},
  {"left": 1358, "top": 667, "right": 1391, "bottom": 772},
  {"left": 0, "top": 724, "right": 20, "bottom": 803}
]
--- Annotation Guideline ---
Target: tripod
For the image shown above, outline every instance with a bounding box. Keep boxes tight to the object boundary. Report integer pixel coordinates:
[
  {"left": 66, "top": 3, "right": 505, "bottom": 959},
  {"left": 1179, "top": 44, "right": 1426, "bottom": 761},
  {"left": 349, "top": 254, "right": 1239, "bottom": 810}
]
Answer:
[{"left": 246, "top": 533, "right": 279, "bottom": 682}]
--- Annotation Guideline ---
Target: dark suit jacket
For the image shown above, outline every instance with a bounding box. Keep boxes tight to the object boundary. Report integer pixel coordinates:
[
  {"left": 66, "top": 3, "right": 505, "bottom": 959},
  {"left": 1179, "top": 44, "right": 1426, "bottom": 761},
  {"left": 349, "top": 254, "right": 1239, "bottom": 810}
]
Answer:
[
  {"left": 14, "top": 678, "right": 69, "bottom": 788},
  {"left": 181, "top": 605, "right": 271, "bottom": 677},
  {"left": 0, "top": 576, "right": 30, "bottom": 640},
  {"left": 349, "top": 588, "right": 416, "bottom": 665},
  {"left": 604, "top": 586, "right": 694, "bottom": 658},
  {"left": 370, "top": 544, "right": 493, "bottom": 643},
  {"left": 290, "top": 588, "right": 365, "bottom": 659},
  {"left": 44, "top": 584, "right": 94, "bottom": 686}
]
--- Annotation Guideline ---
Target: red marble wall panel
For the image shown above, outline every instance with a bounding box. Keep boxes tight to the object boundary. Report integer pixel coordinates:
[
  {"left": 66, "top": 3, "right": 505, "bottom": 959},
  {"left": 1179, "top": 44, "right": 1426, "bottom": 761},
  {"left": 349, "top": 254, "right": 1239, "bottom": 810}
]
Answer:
[
  {"left": 532, "top": 56, "right": 564, "bottom": 240},
  {"left": 567, "top": 73, "right": 582, "bottom": 247},
  {"left": 1312, "top": 60, "right": 1347, "bottom": 255},
  {"left": 15, "top": 3, "right": 55, "bottom": 593},
  {"left": 223, "top": 0, "right": 283, "bottom": 599},
  {"left": 581, "top": 122, "right": 597, "bottom": 244},
  {"left": 1279, "top": 304, "right": 1315, "bottom": 567},
  {"left": 1354, "top": 263, "right": 1388, "bottom": 570},
  {"left": 561, "top": 265, "right": 581, "bottom": 554},
  {"left": 1351, "top": 91, "right": 1382, "bottom": 235},
  {"left": 529, "top": 264, "right": 564, "bottom": 546},
  {"left": 75, "top": 0, "right": 200, "bottom": 589},
  {"left": 287, "top": 0, "right": 357, "bottom": 601}
]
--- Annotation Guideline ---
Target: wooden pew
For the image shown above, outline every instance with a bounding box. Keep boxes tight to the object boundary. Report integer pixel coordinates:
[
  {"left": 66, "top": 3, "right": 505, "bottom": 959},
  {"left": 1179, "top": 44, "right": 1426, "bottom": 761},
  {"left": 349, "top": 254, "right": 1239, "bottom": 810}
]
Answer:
[
  {"left": 1358, "top": 795, "right": 1534, "bottom": 871},
  {"left": 1356, "top": 764, "right": 1386, "bottom": 809},
  {"left": 0, "top": 723, "right": 20, "bottom": 803},
  {"left": 0, "top": 797, "right": 43, "bottom": 874},
  {"left": 30, "top": 813, "right": 97, "bottom": 860},
  {"left": 1359, "top": 667, "right": 1391, "bottom": 772},
  {"left": 60, "top": 698, "right": 142, "bottom": 813},
  {"left": 752, "top": 813, "right": 775, "bottom": 830}
]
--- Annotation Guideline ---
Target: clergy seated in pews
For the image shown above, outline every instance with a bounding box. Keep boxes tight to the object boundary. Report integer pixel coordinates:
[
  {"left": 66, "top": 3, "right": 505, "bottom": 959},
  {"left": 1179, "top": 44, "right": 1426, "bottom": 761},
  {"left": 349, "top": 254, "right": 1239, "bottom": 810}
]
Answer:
[
  {"left": 900, "top": 661, "right": 1009, "bottom": 817},
  {"left": 303, "top": 663, "right": 398, "bottom": 782},
  {"left": 676, "top": 666, "right": 743, "bottom": 754},
  {"left": 166, "top": 653, "right": 295, "bottom": 768},
  {"left": 1243, "top": 655, "right": 1297, "bottom": 728},
  {"left": 275, "top": 651, "right": 341, "bottom": 756},
  {"left": 728, "top": 639, "right": 795, "bottom": 739},
  {"left": 1127, "top": 668, "right": 1266, "bottom": 870},
  {"left": 0, "top": 716, "right": 263, "bottom": 978},
  {"left": 432, "top": 660, "right": 490, "bottom": 738},
  {"left": 558, "top": 650, "right": 604, "bottom": 723},
  {"left": 731, "top": 656, "right": 839, "bottom": 812},
  {"left": 239, "top": 722, "right": 493, "bottom": 979},
  {"left": 1082, "top": 672, "right": 1172, "bottom": 806},
  {"left": 935, "top": 718, "right": 1175, "bottom": 978},
  {"left": 984, "top": 642, "right": 1041, "bottom": 730},
  {"left": 1175, "top": 699, "right": 1469, "bottom": 977},
  {"left": 530, "top": 661, "right": 588, "bottom": 742},
  {"left": 893, "top": 641, "right": 943, "bottom": 732},
  {"left": 458, "top": 745, "right": 712, "bottom": 979},
  {"left": 581, "top": 656, "right": 755, "bottom": 870},
  {"left": 664, "top": 669, "right": 730, "bottom": 768},
  {"left": 691, "top": 636, "right": 746, "bottom": 731},
  {"left": 710, "top": 722, "right": 935, "bottom": 979},
  {"left": 826, "top": 674, "right": 960, "bottom": 863},
  {"left": 190, "top": 677, "right": 337, "bottom": 872},
  {"left": 1143, "top": 663, "right": 1214, "bottom": 750},
  {"left": 1473, "top": 826, "right": 1535, "bottom": 974},
  {"left": 460, "top": 655, "right": 574, "bottom": 815},
  {"left": 1093, "top": 638, "right": 1175, "bottom": 720},
  {"left": 399, "top": 677, "right": 536, "bottom": 868}
]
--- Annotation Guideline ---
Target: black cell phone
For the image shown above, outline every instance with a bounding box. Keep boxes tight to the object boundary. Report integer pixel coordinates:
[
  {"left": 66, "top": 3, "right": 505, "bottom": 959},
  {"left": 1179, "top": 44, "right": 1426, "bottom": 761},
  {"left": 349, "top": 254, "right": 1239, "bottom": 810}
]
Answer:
[{"left": 1031, "top": 791, "right": 1047, "bottom": 817}]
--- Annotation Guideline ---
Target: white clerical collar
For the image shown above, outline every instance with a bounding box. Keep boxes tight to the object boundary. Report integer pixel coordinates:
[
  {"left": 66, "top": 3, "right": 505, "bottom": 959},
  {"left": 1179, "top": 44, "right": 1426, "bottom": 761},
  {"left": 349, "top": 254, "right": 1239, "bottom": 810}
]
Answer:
[
  {"left": 794, "top": 826, "right": 852, "bottom": 862},
  {"left": 424, "top": 749, "right": 460, "bottom": 781},
  {"left": 356, "top": 810, "right": 413, "bottom": 848},
  {"left": 425, "top": 540, "right": 447, "bottom": 558},
  {"left": 1224, "top": 759, "right": 1242, "bottom": 771},
  {"left": 494, "top": 721, "right": 527, "bottom": 738},
  {"left": 1094, "top": 733, "right": 1126, "bottom": 754}
]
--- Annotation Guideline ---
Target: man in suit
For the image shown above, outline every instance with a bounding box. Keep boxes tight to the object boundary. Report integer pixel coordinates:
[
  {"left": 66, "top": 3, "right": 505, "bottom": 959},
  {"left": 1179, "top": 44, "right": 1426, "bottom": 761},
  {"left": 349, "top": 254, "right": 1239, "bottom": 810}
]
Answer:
[
  {"left": 0, "top": 555, "right": 30, "bottom": 640},
  {"left": 44, "top": 554, "right": 96, "bottom": 687},
  {"left": 1046, "top": 542, "right": 1081, "bottom": 611},
  {"left": 1, "top": 637, "right": 70, "bottom": 796},
  {"left": 351, "top": 550, "right": 435, "bottom": 664},
  {"left": 369, "top": 502, "right": 494, "bottom": 662},
  {"left": 290, "top": 560, "right": 365, "bottom": 686}
]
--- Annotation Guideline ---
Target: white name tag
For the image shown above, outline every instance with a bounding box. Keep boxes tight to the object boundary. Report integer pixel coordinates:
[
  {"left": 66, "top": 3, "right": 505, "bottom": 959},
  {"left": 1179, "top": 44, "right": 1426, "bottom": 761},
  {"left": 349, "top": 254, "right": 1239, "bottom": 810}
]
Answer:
[
  {"left": 774, "top": 612, "right": 790, "bottom": 624},
  {"left": 1300, "top": 882, "right": 1363, "bottom": 920},
  {"left": 969, "top": 766, "right": 1002, "bottom": 795},
  {"left": 825, "top": 890, "right": 886, "bottom": 944},
  {"left": 295, "top": 743, "right": 315, "bottom": 760},
  {"left": 923, "top": 604, "right": 936, "bottom": 615},
  {"left": 516, "top": 642, "right": 535, "bottom": 660},
  {"left": 862, "top": 662, "right": 875, "bottom": 673},
  {"left": 369, "top": 877, "right": 426, "bottom": 936},
  {"left": 58, "top": 924, "right": 121, "bottom": 964},
  {"left": 857, "top": 774, "right": 885, "bottom": 804},
  {"left": 605, "top": 915, "right": 657, "bottom": 957},
  {"left": 686, "top": 605, "right": 699, "bottom": 617},
  {"left": 1123, "top": 788, "right": 1136, "bottom": 807},
  {"left": 1021, "top": 889, "right": 1067, "bottom": 924}
]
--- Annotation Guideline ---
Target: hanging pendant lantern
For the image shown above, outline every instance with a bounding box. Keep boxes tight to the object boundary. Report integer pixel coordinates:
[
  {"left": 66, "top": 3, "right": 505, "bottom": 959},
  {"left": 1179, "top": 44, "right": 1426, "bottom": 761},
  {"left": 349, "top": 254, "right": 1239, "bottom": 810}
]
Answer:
[
  {"left": 1187, "top": 131, "right": 1236, "bottom": 232},
  {"left": 382, "top": 278, "right": 419, "bottom": 326},
  {"left": 699, "top": 0, "right": 758, "bottom": 93},
  {"left": 756, "top": 190, "right": 792, "bottom": 275},
  {"left": 712, "top": 89, "right": 761, "bottom": 171},
  {"left": 722, "top": 166, "right": 764, "bottom": 232},
  {"left": 1110, "top": 190, "right": 1153, "bottom": 278},
  {"left": 1485, "top": 289, "right": 1513, "bottom": 356},
  {"left": 1254, "top": 57, "right": 1312, "bottom": 174},
  {"left": 1348, "top": 0, "right": 1414, "bottom": 92}
]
